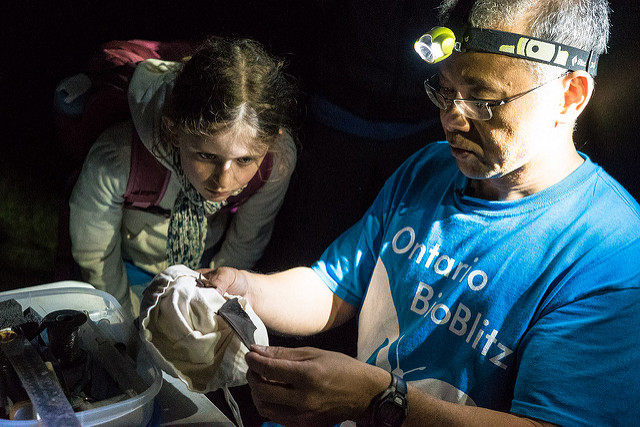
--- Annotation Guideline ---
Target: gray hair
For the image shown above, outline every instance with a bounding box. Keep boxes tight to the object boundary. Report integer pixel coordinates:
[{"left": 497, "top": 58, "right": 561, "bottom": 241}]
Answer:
[{"left": 438, "top": 0, "right": 611, "bottom": 82}]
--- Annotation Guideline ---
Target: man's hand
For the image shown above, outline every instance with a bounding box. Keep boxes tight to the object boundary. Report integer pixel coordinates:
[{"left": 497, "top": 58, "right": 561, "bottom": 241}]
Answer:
[
  {"left": 196, "top": 267, "right": 248, "bottom": 297},
  {"left": 244, "top": 345, "right": 390, "bottom": 426}
]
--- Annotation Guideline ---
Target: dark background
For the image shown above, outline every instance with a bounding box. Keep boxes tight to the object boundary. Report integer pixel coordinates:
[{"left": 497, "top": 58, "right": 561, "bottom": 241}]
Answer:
[
  {"left": 0, "top": 0, "right": 310, "bottom": 289},
  {"left": 1, "top": 1, "right": 639, "bottom": 290}
]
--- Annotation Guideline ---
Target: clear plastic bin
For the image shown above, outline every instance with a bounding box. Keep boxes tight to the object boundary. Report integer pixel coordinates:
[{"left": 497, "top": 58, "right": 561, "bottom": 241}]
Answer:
[{"left": 0, "top": 282, "right": 162, "bottom": 426}]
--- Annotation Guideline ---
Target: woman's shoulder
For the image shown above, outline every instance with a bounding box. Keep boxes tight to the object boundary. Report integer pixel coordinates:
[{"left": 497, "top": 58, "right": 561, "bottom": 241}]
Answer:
[
  {"left": 71, "top": 121, "right": 136, "bottom": 207},
  {"left": 83, "top": 121, "right": 134, "bottom": 180},
  {"left": 129, "top": 59, "right": 182, "bottom": 101},
  {"left": 128, "top": 59, "right": 181, "bottom": 151},
  {"left": 270, "top": 131, "right": 297, "bottom": 179}
]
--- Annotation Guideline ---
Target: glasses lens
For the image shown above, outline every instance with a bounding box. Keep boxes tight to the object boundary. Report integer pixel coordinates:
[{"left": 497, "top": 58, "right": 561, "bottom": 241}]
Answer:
[
  {"left": 423, "top": 76, "right": 493, "bottom": 120},
  {"left": 423, "top": 80, "right": 449, "bottom": 110},
  {"left": 454, "top": 100, "right": 492, "bottom": 120}
]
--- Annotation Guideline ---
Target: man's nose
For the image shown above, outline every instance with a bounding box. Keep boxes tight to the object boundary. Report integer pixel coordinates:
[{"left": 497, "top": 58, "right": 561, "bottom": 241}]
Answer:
[{"left": 440, "top": 104, "right": 472, "bottom": 133}]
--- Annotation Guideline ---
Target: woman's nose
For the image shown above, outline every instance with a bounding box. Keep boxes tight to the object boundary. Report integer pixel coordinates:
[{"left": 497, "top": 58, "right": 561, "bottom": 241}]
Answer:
[{"left": 211, "top": 161, "right": 235, "bottom": 188}]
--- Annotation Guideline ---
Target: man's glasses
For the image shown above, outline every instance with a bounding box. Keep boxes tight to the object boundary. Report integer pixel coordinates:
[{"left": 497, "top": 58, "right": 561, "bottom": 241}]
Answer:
[{"left": 423, "top": 72, "right": 570, "bottom": 121}]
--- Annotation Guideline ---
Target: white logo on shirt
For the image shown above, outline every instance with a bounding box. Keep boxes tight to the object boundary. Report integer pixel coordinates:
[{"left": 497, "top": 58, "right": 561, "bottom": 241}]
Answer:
[
  {"left": 392, "top": 226, "right": 489, "bottom": 291},
  {"left": 390, "top": 226, "right": 513, "bottom": 370},
  {"left": 410, "top": 282, "right": 513, "bottom": 369}
]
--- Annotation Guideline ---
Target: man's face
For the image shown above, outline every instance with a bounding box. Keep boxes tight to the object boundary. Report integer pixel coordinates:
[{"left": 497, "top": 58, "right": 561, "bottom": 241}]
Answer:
[{"left": 437, "top": 51, "right": 565, "bottom": 184}]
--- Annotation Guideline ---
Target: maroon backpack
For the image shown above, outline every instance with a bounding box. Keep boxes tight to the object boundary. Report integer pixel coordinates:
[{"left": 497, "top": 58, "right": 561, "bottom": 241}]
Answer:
[
  {"left": 54, "top": 39, "right": 273, "bottom": 280},
  {"left": 55, "top": 39, "right": 195, "bottom": 168}
]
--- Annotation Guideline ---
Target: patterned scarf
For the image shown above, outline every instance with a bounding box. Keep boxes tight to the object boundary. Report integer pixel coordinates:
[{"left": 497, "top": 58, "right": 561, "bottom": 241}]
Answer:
[{"left": 166, "top": 149, "right": 243, "bottom": 269}]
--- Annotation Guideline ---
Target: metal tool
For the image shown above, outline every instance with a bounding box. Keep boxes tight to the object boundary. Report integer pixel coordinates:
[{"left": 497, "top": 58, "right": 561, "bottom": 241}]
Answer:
[
  {"left": 0, "top": 334, "right": 80, "bottom": 426},
  {"left": 78, "top": 317, "right": 148, "bottom": 395},
  {"left": 217, "top": 298, "right": 257, "bottom": 349}
]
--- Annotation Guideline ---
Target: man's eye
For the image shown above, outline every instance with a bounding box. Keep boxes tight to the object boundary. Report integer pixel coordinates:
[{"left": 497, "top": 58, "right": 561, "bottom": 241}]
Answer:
[{"left": 440, "top": 87, "right": 456, "bottom": 97}]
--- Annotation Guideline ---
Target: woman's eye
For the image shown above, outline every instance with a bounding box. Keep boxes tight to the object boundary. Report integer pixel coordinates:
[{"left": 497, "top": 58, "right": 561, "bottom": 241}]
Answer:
[
  {"left": 198, "top": 153, "right": 217, "bottom": 160},
  {"left": 236, "top": 157, "right": 254, "bottom": 166}
]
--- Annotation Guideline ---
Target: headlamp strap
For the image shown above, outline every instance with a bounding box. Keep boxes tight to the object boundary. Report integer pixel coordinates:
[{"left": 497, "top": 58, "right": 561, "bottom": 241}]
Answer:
[{"left": 463, "top": 27, "right": 598, "bottom": 76}]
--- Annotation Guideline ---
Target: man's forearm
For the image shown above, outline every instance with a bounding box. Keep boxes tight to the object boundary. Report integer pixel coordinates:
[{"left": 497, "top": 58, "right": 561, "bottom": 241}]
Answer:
[
  {"left": 403, "top": 385, "right": 555, "bottom": 427},
  {"left": 240, "top": 267, "right": 354, "bottom": 336}
]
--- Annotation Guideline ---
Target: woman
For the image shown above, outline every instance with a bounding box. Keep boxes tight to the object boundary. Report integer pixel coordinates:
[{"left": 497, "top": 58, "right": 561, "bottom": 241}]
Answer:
[{"left": 69, "top": 36, "right": 299, "bottom": 316}]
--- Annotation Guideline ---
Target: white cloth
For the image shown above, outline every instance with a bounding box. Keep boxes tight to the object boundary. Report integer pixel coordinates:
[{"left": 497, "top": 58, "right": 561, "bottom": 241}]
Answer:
[{"left": 139, "top": 265, "right": 268, "bottom": 393}]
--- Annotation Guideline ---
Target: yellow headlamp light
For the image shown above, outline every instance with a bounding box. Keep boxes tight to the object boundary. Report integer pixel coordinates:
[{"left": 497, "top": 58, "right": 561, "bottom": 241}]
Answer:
[{"left": 414, "top": 26, "right": 458, "bottom": 64}]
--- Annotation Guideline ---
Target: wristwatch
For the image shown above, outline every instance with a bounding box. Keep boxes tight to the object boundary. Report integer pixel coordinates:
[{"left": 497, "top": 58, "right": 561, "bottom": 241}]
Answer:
[{"left": 362, "top": 372, "right": 408, "bottom": 427}]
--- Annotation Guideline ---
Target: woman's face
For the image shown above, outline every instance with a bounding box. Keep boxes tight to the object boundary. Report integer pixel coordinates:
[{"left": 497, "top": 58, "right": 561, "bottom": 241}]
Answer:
[{"left": 174, "top": 127, "right": 267, "bottom": 202}]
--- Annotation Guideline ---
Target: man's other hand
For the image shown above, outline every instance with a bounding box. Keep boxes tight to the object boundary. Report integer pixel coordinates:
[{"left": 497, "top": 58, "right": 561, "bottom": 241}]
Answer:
[
  {"left": 244, "top": 345, "right": 390, "bottom": 426},
  {"left": 196, "top": 267, "right": 248, "bottom": 297}
]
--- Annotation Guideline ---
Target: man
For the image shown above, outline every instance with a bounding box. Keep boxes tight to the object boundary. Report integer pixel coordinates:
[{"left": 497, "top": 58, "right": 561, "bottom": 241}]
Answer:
[{"left": 201, "top": 0, "right": 640, "bottom": 425}]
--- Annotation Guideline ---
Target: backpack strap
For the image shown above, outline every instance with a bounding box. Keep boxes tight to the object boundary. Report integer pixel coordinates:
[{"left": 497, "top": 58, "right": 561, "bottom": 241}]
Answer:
[
  {"left": 123, "top": 126, "right": 172, "bottom": 216},
  {"left": 223, "top": 153, "right": 274, "bottom": 213}
]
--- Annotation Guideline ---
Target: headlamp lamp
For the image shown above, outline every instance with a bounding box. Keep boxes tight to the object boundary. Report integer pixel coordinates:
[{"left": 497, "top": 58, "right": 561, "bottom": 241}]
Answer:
[
  {"left": 414, "top": 25, "right": 599, "bottom": 76},
  {"left": 414, "top": 27, "right": 457, "bottom": 64}
]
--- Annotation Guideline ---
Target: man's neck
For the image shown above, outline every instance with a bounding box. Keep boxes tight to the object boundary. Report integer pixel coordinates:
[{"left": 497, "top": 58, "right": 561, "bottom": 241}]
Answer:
[{"left": 466, "top": 145, "right": 584, "bottom": 201}]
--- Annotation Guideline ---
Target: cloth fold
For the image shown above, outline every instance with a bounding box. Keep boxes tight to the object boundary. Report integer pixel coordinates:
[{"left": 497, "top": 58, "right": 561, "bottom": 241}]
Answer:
[{"left": 139, "top": 264, "right": 268, "bottom": 393}]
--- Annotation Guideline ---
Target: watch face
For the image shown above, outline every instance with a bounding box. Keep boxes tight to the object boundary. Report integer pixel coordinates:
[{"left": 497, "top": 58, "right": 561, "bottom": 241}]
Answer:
[{"left": 377, "top": 400, "right": 405, "bottom": 426}]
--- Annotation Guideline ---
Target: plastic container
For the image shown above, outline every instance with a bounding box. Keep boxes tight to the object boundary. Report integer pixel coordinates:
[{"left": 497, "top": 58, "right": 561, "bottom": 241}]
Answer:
[{"left": 0, "top": 282, "right": 162, "bottom": 426}]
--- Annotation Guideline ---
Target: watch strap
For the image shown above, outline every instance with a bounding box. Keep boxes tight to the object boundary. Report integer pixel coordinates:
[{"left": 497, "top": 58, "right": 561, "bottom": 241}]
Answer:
[{"left": 392, "top": 372, "right": 408, "bottom": 397}]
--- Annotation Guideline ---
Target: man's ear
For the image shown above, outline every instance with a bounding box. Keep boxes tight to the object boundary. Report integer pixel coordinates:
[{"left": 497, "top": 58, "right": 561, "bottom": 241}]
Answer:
[{"left": 558, "top": 70, "right": 593, "bottom": 124}]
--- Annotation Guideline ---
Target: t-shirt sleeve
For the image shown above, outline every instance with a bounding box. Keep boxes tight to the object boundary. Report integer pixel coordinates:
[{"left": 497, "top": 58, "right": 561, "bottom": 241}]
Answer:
[{"left": 510, "top": 287, "right": 640, "bottom": 425}]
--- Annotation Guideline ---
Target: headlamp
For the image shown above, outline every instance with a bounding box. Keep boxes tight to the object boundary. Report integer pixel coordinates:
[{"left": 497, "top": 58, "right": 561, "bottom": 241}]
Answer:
[
  {"left": 414, "top": 25, "right": 599, "bottom": 76},
  {"left": 414, "top": 27, "right": 457, "bottom": 64}
]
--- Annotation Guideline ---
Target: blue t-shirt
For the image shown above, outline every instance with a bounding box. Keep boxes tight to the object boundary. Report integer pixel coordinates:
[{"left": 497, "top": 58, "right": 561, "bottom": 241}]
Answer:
[{"left": 313, "top": 142, "right": 640, "bottom": 425}]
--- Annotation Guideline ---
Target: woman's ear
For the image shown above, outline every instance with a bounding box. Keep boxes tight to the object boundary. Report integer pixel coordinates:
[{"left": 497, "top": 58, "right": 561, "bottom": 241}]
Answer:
[
  {"left": 161, "top": 116, "right": 181, "bottom": 147},
  {"left": 558, "top": 70, "right": 593, "bottom": 124}
]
